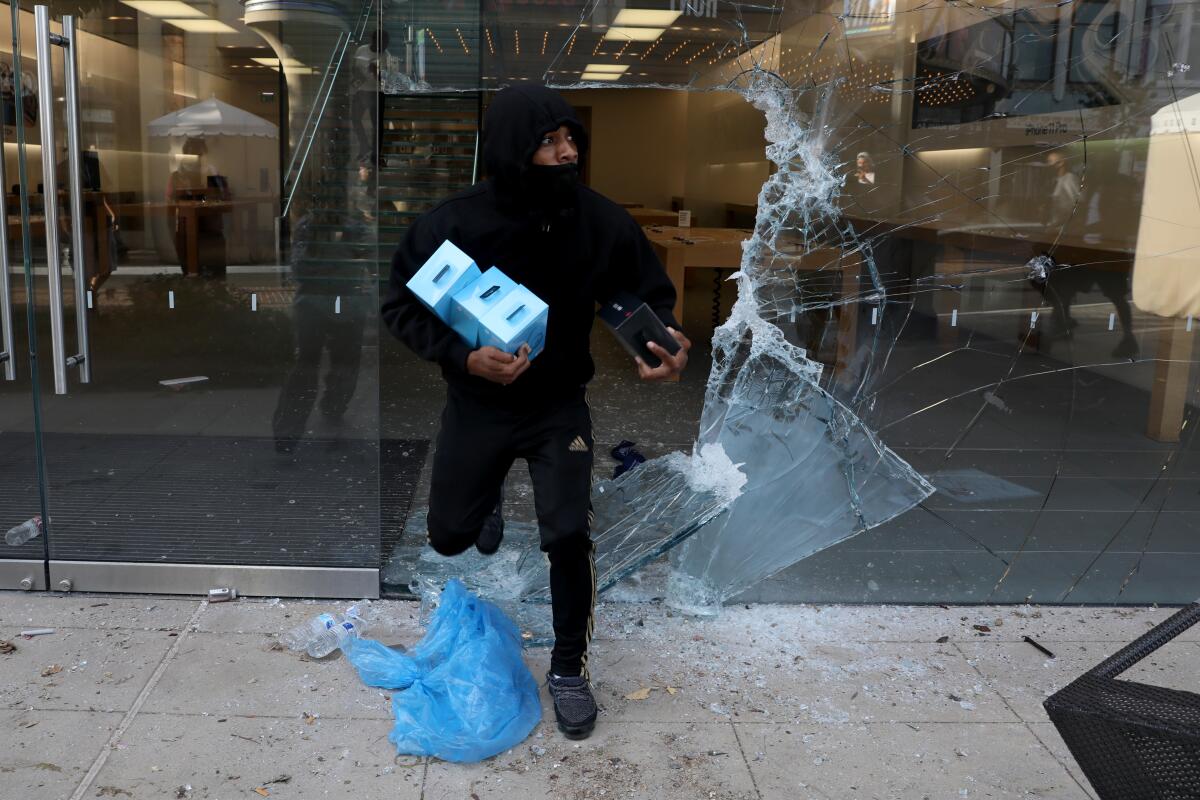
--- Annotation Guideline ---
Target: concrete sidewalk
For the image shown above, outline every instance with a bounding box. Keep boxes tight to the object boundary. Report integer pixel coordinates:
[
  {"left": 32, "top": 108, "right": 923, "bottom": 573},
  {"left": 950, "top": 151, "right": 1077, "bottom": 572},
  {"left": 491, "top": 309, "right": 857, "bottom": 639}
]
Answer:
[{"left": 2, "top": 593, "right": 1197, "bottom": 799}]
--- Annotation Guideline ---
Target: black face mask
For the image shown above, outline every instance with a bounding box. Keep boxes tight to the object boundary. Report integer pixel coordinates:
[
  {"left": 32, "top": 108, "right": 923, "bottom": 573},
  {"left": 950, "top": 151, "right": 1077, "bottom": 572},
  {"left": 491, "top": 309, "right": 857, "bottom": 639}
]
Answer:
[{"left": 520, "top": 162, "right": 580, "bottom": 215}]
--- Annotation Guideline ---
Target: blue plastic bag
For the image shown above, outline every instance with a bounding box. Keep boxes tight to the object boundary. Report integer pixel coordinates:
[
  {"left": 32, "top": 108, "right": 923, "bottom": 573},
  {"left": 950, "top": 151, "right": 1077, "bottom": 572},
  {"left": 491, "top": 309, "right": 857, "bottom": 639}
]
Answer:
[{"left": 343, "top": 579, "right": 542, "bottom": 763}]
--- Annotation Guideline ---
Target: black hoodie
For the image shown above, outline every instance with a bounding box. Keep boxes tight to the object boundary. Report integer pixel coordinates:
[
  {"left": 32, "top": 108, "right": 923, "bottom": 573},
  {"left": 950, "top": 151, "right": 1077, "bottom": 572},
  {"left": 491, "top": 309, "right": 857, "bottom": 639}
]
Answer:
[{"left": 381, "top": 85, "right": 679, "bottom": 408}]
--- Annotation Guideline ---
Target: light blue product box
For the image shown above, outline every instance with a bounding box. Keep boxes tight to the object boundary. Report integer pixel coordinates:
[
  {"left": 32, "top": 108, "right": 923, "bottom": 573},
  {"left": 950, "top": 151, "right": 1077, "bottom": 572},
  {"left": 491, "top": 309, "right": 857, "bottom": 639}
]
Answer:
[
  {"left": 478, "top": 285, "right": 549, "bottom": 360},
  {"left": 447, "top": 266, "right": 519, "bottom": 346},
  {"left": 405, "top": 240, "right": 481, "bottom": 323}
]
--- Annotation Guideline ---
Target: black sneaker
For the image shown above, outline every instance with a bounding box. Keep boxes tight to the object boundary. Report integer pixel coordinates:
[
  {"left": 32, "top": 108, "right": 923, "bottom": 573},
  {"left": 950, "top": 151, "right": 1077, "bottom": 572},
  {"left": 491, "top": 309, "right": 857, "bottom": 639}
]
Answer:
[
  {"left": 475, "top": 503, "right": 504, "bottom": 555},
  {"left": 546, "top": 672, "right": 597, "bottom": 740}
]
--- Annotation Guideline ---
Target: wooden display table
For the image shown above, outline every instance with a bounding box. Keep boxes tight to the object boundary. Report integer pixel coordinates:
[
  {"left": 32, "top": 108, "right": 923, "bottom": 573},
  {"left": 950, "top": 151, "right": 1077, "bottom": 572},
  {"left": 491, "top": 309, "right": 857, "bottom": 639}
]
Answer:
[
  {"left": 628, "top": 207, "right": 679, "bottom": 226},
  {"left": 6, "top": 191, "right": 112, "bottom": 290}
]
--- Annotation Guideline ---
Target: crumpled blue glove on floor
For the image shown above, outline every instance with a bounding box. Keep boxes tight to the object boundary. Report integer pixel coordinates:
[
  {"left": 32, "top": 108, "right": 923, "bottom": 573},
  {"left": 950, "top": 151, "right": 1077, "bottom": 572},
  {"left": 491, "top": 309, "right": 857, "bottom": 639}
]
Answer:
[{"left": 611, "top": 439, "right": 646, "bottom": 479}]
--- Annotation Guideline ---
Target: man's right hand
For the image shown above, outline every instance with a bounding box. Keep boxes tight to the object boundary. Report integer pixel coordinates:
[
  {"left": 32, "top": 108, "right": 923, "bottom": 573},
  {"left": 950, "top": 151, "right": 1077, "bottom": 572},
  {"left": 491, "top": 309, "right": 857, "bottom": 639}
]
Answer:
[{"left": 466, "top": 345, "right": 531, "bottom": 385}]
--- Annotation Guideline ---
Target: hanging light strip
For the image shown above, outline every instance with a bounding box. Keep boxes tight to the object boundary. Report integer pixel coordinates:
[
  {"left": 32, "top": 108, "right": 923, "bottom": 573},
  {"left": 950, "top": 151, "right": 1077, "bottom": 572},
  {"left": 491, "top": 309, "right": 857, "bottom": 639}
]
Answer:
[{"left": 425, "top": 28, "right": 443, "bottom": 54}]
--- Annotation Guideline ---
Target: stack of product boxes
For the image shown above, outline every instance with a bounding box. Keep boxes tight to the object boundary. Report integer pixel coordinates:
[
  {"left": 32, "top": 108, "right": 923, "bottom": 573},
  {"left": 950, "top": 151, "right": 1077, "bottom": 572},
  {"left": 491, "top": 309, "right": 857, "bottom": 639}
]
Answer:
[{"left": 406, "top": 240, "right": 549, "bottom": 358}]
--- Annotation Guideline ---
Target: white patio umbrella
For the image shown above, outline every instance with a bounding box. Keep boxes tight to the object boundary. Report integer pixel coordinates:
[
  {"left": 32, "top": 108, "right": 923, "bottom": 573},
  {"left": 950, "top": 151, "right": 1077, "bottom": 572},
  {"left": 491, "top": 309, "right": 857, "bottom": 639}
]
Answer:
[
  {"left": 147, "top": 97, "right": 278, "bottom": 139},
  {"left": 145, "top": 97, "right": 280, "bottom": 264},
  {"left": 1132, "top": 90, "right": 1200, "bottom": 318}
]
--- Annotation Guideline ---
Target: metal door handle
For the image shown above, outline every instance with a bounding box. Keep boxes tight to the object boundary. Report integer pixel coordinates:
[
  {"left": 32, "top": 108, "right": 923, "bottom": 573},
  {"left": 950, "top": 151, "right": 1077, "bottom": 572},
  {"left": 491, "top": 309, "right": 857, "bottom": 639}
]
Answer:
[
  {"left": 0, "top": 122, "right": 13, "bottom": 381},
  {"left": 62, "top": 15, "right": 91, "bottom": 384},
  {"left": 34, "top": 6, "right": 89, "bottom": 395}
]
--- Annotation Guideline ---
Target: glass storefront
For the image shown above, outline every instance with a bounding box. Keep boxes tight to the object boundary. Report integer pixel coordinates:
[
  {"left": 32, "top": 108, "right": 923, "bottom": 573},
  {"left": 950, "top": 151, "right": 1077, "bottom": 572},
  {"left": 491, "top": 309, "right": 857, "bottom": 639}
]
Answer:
[
  {"left": 2, "top": 0, "right": 1198, "bottom": 604},
  {"left": 2, "top": 0, "right": 379, "bottom": 595}
]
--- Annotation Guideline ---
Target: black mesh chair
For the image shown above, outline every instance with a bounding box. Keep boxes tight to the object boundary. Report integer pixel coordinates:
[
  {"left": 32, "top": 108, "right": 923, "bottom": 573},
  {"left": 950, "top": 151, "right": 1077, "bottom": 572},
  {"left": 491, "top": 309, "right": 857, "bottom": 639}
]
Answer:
[{"left": 1044, "top": 603, "right": 1200, "bottom": 799}]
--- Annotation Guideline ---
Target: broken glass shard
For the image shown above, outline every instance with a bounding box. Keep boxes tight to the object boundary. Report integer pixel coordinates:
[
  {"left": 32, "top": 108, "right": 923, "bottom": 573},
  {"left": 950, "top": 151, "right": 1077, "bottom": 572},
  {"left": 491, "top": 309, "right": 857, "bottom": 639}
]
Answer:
[
  {"left": 667, "top": 343, "right": 936, "bottom": 616},
  {"left": 516, "top": 446, "right": 742, "bottom": 603}
]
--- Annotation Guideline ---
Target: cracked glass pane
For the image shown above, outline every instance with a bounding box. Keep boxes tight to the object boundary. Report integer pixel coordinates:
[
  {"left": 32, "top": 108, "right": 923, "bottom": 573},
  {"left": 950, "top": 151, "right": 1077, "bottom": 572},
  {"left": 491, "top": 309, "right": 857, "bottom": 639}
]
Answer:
[
  {"left": 518, "top": 445, "right": 743, "bottom": 603},
  {"left": 378, "top": 0, "right": 1200, "bottom": 609}
]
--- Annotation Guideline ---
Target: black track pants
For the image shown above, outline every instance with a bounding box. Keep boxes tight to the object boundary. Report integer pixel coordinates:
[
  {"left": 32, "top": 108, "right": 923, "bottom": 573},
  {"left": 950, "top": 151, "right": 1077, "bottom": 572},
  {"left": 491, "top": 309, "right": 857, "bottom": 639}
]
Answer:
[{"left": 426, "top": 388, "right": 596, "bottom": 678}]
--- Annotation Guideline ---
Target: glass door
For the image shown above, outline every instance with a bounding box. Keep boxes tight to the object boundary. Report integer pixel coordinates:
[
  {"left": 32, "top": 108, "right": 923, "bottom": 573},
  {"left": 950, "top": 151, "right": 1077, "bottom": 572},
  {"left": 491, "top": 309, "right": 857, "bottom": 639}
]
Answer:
[
  {"left": 2, "top": 0, "right": 382, "bottom": 598},
  {"left": 1, "top": 0, "right": 52, "bottom": 591}
]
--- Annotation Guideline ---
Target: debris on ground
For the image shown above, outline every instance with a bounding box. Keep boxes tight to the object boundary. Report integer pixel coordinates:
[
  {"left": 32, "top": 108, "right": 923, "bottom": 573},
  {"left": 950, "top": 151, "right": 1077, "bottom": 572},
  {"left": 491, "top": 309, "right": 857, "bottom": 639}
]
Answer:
[
  {"left": 0, "top": 639, "right": 16, "bottom": 654},
  {"left": 159, "top": 376, "right": 209, "bottom": 389},
  {"left": 1022, "top": 636, "right": 1056, "bottom": 659},
  {"left": 625, "top": 687, "right": 653, "bottom": 701},
  {"left": 40, "top": 664, "right": 62, "bottom": 677},
  {"left": 21, "top": 628, "right": 55, "bottom": 637}
]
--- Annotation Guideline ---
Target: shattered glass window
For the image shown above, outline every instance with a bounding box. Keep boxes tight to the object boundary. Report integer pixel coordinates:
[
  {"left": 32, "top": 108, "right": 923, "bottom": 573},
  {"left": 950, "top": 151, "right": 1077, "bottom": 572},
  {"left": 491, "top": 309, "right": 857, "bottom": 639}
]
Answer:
[{"left": 379, "top": 0, "right": 1200, "bottom": 611}]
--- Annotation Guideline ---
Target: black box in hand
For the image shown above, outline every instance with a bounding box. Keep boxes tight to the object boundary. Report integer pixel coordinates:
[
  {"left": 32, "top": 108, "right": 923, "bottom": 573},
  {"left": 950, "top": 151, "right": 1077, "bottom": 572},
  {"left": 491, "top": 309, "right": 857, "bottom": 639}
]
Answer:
[{"left": 598, "top": 292, "right": 681, "bottom": 369}]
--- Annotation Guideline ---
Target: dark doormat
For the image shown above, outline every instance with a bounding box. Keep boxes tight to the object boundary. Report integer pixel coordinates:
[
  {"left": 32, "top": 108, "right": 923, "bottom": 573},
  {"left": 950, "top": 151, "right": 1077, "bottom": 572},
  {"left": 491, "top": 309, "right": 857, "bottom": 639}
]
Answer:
[
  {"left": 1, "top": 432, "right": 428, "bottom": 571},
  {"left": 381, "top": 437, "right": 430, "bottom": 567}
]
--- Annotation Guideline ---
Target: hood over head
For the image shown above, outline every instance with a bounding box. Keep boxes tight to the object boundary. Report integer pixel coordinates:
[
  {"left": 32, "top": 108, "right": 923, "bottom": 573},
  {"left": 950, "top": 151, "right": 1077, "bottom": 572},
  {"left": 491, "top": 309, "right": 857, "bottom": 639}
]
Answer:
[{"left": 482, "top": 85, "right": 589, "bottom": 198}]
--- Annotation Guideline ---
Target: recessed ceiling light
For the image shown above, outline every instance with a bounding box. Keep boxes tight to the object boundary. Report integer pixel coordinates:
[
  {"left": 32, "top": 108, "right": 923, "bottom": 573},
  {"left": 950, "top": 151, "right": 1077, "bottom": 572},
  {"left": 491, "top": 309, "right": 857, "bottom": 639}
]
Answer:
[
  {"left": 120, "top": 0, "right": 204, "bottom": 17},
  {"left": 107, "top": 15, "right": 134, "bottom": 20},
  {"left": 602, "top": 26, "right": 664, "bottom": 42},
  {"left": 612, "top": 9, "right": 681, "bottom": 27},
  {"left": 580, "top": 72, "right": 622, "bottom": 81},
  {"left": 165, "top": 18, "right": 238, "bottom": 32},
  {"left": 582, "top": 63, "right": 629, "bottom": 73},
  {"left": 252, "top": 56, "right": 304, "bottom": 67}
]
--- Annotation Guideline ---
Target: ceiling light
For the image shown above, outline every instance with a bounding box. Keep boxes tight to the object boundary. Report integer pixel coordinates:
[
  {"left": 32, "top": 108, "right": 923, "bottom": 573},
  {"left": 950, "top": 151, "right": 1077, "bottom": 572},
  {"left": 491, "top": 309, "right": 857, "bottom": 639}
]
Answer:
[
  {"left": 166, "top": 18, "right": 238, "bottom": 32},
  {"left": 107, "top": 15, "right": 134, "bottom": 20},
  {"left": 612, "top": 9, "right": 681, "bottom": 27},
  {"left": 252, "top": 56, "right": 304, "bottom": 67},
  {"left": 581, "top": 72, "right": 622, "bottom": 81},
  {"left": 120, "top": 0, "right": 204, "bottom": 17},
  {"left": 602, "top": 26, "right": 664, "bottom": 42},
  {"left": 583, "top": 63, "right": 629, "bottom": 73}
]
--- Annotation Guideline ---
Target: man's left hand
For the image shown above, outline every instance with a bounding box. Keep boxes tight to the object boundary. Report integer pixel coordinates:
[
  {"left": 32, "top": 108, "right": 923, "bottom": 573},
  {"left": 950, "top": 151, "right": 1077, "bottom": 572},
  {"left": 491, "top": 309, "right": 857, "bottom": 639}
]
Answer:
[{"left": 636, "top": 327, "right": 691, "bottom": 381}]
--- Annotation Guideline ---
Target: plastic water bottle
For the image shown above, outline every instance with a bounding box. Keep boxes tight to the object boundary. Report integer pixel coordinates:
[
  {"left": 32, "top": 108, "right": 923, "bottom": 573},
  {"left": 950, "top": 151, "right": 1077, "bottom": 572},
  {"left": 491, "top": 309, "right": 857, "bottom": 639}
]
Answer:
[
  {"left": 281, "top": 613, "right": 336, "bottom": 651},
  {"left": 5, "top": 516, "right": 43, "bottom": 547},
  {"left": 306, "top": 615, "right": 367, "bottom": 658},
  {"left": 345, "top": 599, "right": 375, "bottom": 622}
]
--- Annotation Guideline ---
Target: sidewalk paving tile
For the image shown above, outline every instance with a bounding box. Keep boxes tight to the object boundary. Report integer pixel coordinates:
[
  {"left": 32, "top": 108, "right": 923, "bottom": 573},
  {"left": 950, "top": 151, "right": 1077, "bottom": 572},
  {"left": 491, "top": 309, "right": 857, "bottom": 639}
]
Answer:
[
  {"left": 0, "top": 595, "right": 198, "bottom": 633},
  {"left": 140, "top": 632, "right": 393, "bottom": 720},
  {"left": 91, "top": 712, "right": 423, "bottom": 799},
  {"left": 0, "top": 593, "right": 1195, "bottom": 800},
  {"left": 956, "top": 639, "right": 1200, "bottom": 723},
  {"left": 195, "top": 598, "right": 424, "bottom": 644},
  {"left": 0, "top": 709, "right": 121, "bottom": 800},
  {"left": 590, "top": 601, "right": 1199, "bottom": 649},
  {"left": 0, "top": 628, "right": 176, "bottom": 713},
  {"left": 586, "top": 638, "right": 1018, "bottom": 725},
  {"left": 423, "top": 721, "right": 756, "bottom": 800},
  {"left": 1028, "top": 722, "right": 1099, "bottom": 800},
  {"left": 735, "top": 721, "right": 1092, "bottom": 800}
]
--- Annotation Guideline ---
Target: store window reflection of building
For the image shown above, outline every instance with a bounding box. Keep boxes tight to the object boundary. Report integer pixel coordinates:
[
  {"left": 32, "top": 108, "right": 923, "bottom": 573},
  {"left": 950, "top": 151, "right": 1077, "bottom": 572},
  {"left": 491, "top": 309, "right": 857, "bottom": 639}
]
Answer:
[{"left": 272, "top": 165, "right": 375, "bottom": 455}]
